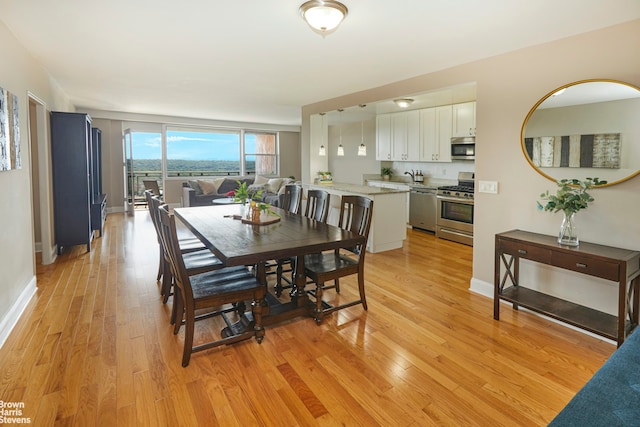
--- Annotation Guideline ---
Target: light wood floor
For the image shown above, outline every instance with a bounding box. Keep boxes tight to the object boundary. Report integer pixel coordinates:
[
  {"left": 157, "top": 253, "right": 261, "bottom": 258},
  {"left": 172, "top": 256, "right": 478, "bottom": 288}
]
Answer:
[{"left": 0, "top": 211, "right": 615, "bottom": 426}]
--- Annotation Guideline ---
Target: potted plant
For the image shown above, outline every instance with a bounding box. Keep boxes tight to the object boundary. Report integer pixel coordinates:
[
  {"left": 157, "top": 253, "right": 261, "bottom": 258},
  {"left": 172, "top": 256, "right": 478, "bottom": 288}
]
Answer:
[
  {"left": 537, "top": 177, "right": 606, "bottom": 246},
  {"left": 381, "top": 167, "right": 393, "bottom": 181}
]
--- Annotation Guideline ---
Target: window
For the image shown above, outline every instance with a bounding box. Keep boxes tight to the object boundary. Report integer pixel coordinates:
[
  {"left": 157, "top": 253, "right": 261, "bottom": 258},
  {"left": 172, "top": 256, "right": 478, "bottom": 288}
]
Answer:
[
  {"left": 165, "top": 128, "right": 241, "bottom": 177},
  {"left": 244, "top": 132, "right": 278, "bottom": 176}
]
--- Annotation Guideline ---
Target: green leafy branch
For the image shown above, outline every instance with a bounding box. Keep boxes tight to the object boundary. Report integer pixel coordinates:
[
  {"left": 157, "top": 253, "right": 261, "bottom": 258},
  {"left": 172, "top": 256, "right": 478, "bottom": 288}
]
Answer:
[{"left": 537, "top": 177, "right": 606, "bottom": 215}]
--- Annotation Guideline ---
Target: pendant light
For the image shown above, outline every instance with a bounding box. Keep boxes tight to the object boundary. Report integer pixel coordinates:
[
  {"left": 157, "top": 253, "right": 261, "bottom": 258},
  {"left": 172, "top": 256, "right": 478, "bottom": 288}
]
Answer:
[
  {"left": 357, "top": 104, "right": 367, "bottom": 156},
  {"left": 358, "top": 120, "right": 367, "bottom": 156},
  {"left": 318, "top": 113, "right": 326, "bottom": 156},
  {"left": 337, "top": 109, "right": 344, "bottom": 156}
]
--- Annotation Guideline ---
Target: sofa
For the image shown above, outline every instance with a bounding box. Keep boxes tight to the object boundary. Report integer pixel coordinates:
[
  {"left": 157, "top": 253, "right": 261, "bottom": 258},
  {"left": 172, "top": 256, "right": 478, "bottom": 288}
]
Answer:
[
  {"left": 181, "top": 176, "right": 294, "bottom": 207},
  {"left": 549, "top": 328, "right": 640, "bottom": 426}
]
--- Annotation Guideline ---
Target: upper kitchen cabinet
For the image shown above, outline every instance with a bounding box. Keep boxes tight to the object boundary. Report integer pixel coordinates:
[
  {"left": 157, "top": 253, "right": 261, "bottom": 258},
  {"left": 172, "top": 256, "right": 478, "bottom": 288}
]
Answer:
[
  {"left": 376, "top": 110, "right": 420, "bottom": 161},
  {"left": 391, "top": 110, "right": 420, "bottom": 161},
  {"left": 452, "top": 101, "right": 476, "bottom": 137},
  {"left": 376, "top": 114, "right": 392, "bottom": 160},
  {"left": 420, "top": 105, "right": 452, "bottom": 162}
]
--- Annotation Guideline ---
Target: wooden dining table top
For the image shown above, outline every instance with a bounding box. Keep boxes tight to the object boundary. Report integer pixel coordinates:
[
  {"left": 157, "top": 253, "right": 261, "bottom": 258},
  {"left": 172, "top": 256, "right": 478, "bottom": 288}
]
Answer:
[{"left": 174, "top": 204, "right": 364, "bottom": 267}]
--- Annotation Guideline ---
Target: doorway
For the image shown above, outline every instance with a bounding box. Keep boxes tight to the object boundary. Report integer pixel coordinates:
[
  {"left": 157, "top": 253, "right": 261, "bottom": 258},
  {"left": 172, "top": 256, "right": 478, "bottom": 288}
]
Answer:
[{"left": 28, "top": 93, "right": 54, "bottom": 265}]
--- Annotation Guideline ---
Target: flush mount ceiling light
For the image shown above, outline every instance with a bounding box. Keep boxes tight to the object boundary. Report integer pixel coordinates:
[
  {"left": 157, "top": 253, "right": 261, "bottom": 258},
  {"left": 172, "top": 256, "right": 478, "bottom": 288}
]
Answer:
[
  {"left": 394, "top": 98, "right": 414, "bottom": 108},
  {"left": 300, "top": 0, "right": 348, "bottom": 35}
]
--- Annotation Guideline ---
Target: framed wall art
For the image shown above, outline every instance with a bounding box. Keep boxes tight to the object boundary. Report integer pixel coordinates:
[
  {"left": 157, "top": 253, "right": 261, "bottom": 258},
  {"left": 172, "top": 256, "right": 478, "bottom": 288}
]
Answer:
[{"left": 0, "top": 86, "right": 21, "bottom": 171}]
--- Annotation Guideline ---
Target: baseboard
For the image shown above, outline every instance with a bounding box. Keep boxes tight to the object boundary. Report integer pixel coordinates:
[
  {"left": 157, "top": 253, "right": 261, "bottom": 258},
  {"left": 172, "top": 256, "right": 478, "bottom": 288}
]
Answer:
[
  {"left": 469, "top": 277, "right": 493, "bottom": 298},
  {"left": 0, "top": 276, "right": 37, "bottom": 349},
  {"left": 107, "top": 206, "right": 125, "bottom": 214},
  {"left": 468, "top": 276, "right": 615, "bottom": 345}
]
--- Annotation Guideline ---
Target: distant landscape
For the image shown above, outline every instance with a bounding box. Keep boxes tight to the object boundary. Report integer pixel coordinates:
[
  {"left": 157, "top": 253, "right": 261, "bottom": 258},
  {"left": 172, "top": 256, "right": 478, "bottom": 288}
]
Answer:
[{"left": 131, "top": 159, "right": 255, "bottom": 176}]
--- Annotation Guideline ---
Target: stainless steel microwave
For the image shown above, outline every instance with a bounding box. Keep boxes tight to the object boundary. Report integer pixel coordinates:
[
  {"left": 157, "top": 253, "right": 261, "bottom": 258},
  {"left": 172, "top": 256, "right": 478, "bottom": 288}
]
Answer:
[{"left": 450, "top": 137, "right": 475, "bottom": 160}]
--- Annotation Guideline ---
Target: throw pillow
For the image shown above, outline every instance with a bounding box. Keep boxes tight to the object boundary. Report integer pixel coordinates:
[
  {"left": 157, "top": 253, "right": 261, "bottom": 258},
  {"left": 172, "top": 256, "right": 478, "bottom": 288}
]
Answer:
[
  {"left": 188, "top": 180, "right": 203, "bottom": 195},
  {"left": 217, "top": 178, "right": 240, "bottom": 195},
  {"left": 197, "top": 177, "right": 226, "bottom": 195},
  {"left": 265, "top": 178, "right": 284, "bottom": 193},
  {"left": 197, "top": 179, "right": 219, "bottom": 195},
  {"left": 254, "top": 175, "right": 268, "bottom": 185}
]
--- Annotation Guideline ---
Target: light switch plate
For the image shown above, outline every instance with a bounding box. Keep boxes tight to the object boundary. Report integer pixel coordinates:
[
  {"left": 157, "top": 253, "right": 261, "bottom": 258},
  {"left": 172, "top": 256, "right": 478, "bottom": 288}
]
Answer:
[{"left": 478, "top": 180, "right": 498, "bottom": 194}]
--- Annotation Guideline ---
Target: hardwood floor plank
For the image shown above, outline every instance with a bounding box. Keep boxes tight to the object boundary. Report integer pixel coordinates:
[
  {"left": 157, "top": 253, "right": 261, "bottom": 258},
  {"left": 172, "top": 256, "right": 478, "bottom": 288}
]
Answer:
[{"left": 0, "top": 211, "right": 617, "bottom": 426}]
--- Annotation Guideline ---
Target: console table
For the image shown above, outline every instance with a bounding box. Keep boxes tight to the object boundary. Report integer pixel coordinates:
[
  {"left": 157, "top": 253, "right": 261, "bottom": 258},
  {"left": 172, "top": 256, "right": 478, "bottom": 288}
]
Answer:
[{"left": 494, "top": 230, "right": 640, "bottom": 347}]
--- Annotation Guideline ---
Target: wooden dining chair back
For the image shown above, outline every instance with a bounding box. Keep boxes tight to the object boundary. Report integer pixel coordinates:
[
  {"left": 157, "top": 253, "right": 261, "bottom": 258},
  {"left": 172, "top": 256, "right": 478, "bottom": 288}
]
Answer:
[
  {"left": 149, "top": 195, "right": 218, "bottom": 304},
  {"left": 146, "top": 190, "right": 165, "bottom": 282},
  {"left": 157, "top": 204, "right": 265, "bottom": 367},
  {"left": 304, "top": 195, "right": 374, "bottom": 324},
  {"left": 274, "top": 189, "right": 331, "bottom": 297},
  {"left": 304, "top": 189, "right": 330, "bottom": 223},
  {"left": 280, "top": 184, "right": 303, "bottom": 214},
  {"left": 143, "top": 179, "right": 162, "bottom": 198}
]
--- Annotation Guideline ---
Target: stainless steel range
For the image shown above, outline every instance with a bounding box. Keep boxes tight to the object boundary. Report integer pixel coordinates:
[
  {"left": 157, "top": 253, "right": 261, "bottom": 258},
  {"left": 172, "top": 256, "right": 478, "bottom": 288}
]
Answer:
[{"left": 436, "top": 172, "right": 474, "bottom": 246}]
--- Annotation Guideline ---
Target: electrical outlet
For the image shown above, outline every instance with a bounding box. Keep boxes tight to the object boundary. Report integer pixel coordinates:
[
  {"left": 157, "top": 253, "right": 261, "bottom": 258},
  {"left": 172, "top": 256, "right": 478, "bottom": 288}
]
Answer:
[{"left": 478, "top": 180, "right": 498, "bottom": 194}]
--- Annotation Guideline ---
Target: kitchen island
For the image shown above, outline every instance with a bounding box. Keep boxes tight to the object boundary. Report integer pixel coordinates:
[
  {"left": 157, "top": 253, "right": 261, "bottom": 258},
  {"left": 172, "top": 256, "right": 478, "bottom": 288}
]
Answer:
[{"left": 302, "top": 182, "right": 409, "bottom": 253}]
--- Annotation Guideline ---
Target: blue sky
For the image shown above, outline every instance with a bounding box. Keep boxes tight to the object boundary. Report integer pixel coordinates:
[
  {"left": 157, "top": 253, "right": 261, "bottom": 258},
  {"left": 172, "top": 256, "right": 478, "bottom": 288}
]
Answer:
[{"left": 131, "top": 131, "right": 255, "bottom": 161}]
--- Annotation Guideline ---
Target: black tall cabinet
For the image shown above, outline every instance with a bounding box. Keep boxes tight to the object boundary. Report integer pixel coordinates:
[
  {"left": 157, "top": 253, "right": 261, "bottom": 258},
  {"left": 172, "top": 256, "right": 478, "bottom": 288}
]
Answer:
[{"left": 50, "top": 112, "right": 106, "bottom": 253}]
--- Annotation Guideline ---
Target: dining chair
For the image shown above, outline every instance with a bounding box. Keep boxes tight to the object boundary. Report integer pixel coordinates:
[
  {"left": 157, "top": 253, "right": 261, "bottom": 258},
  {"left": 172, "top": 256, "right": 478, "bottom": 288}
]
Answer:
[
  {"left": 149, "top": 195, "right": 223, "bottom": 305},
  {"left": 145, "top": 191, "right": 206, "bottom": 282},
  {"left": 143, "top": 179, "right": 162, "bottom": 198},
  {"left": 279, "top": 184, "right": 303, "bottom": 214},
  {"left": 303, "top": 195, "right": 373, "bottom": 324},
  {"left": 304, "top": 189, "right": 331, "bottom": 223},
  {"left": 158, "top": 204, "right": 265, "bottom": 367},
  {"left": 267, "top": 184, "right": 303, "bottom": 292},
  {"left": 274, "top": 189, "right": 331, "bottom": 297}
]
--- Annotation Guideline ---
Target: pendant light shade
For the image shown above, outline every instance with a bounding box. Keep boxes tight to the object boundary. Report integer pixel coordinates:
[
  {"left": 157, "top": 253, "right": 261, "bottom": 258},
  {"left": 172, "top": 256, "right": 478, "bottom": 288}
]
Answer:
[
  {"left": 358, "top": 120, "right": 367, "bottom": 156},
  {"left": 300, "top": 1, "right": 348, "bottom": 35}
]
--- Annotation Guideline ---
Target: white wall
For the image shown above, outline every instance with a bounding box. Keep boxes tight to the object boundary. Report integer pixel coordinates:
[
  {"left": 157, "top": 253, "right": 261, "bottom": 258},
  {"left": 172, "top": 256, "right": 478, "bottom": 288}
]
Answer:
[
  {"left": 328, "top": 118, "right": 379, "bottom": 184},
  {"left": 0, "top": 20, "right": 72, "bottom": 344},
  {"left": 302, "top": 20, "right": 640, "bottom": 316}
]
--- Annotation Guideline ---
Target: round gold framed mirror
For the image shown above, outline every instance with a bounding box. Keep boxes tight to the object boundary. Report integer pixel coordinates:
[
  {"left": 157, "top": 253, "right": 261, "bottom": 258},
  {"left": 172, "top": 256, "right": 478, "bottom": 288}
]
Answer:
[{"left": 521, "top": 79, "right": 640, "bottom": 187}]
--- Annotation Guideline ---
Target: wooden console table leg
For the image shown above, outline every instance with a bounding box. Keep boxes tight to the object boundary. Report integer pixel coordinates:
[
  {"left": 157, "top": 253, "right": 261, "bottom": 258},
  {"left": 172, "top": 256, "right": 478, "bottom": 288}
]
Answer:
[{"left": 494, "top": 248, "right": 501, "bottom": 320}]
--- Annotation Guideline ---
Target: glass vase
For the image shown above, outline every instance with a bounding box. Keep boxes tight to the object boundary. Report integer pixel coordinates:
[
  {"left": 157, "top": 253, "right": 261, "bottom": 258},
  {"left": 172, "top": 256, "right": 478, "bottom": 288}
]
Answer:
[{"left": 558, "top": 211, "right": 579, "bottom": 246}]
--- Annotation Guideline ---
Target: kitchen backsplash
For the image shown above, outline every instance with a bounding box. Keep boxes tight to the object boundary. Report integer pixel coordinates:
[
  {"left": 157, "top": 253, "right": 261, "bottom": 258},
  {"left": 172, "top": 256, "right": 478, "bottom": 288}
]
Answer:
[{"left": 382, "top": 160, "right": 475, "bottom": 181}]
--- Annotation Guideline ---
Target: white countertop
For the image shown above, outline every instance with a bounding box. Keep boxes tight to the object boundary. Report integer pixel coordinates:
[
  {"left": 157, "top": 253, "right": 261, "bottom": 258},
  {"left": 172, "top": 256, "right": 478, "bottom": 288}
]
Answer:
[
  {"left": 366, "top": 178, "right": 455, "bottom": 189},
  {"left": 304, "top": 182, "right": 409, "bottom": 196}
]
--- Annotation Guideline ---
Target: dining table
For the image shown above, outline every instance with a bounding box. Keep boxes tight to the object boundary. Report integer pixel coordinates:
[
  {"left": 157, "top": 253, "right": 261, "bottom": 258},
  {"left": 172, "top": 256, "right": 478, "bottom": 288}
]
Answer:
[{"left": 174, "top": 203, "right": 365, "bottom": 330}]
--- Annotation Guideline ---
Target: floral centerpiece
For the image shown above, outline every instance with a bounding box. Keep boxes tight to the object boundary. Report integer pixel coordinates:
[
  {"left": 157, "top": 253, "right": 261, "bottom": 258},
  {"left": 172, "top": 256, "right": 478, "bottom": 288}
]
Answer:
[{"left": 537, "top": 177, "right": 606, "bottom": 246}]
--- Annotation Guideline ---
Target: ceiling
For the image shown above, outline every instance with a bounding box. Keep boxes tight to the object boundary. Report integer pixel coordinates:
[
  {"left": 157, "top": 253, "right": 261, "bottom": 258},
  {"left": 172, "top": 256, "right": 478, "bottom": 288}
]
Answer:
[{"left": 1, "top": 1, "right": 639, "bottom": 127}]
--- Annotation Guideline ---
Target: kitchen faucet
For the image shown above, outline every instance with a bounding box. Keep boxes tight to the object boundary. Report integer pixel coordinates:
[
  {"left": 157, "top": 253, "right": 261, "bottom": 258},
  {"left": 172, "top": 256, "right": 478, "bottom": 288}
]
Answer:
[{"left": 404, "top": 170, "right": 415, "bottom": 181}]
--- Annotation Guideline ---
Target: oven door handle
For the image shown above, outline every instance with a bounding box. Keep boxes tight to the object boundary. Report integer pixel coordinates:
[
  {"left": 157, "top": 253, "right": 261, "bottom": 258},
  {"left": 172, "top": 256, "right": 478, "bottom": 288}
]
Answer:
[{"left": 436, "top": 195, "right": 474, "bottom": 205}]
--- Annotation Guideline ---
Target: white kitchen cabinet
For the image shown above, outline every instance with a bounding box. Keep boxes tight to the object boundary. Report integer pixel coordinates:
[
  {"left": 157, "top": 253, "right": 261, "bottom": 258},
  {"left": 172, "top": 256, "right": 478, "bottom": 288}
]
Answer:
[
  {"left": 391, "top": 110, "right": 420, "bottom": 161},
  {"left": 377, "top": 111, "right": 419, "bottom": 161},
  {"left": 376, "top": 114, "right": 392, "bottom": 160},
  {"left": 452, "top": 101, "right": 476, "bottom": 137},
  {"left": 420, "top": 105, "right": 452, "bottom": 162}
]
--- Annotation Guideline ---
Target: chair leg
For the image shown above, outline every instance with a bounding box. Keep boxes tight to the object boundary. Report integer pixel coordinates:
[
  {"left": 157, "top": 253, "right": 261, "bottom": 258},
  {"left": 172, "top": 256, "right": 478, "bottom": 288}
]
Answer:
[
  {"left": 358, "top": 274, "right": 367, "bottom": 310},
  {"left": 334, "top": 278, "right": 340, "bottom": 293},
  {"left": 173, "top": 291, "right": 184, "bottom": 334},
  {"left": 162, "top": 262, "right": 172, "bottom": 304},
  {"left": 182, "top": 306, "right": 195, "bottom": 367},
  {"left": 274, "top": 261, "right": 284, "bottom": 297},
  {"left": 156, "top": 244, "right": 163, "bottom": 281},
  {"left": 314, "top": 282, "right": 324, "bottom": 324}
]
